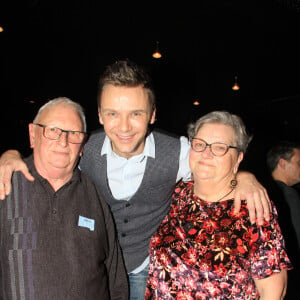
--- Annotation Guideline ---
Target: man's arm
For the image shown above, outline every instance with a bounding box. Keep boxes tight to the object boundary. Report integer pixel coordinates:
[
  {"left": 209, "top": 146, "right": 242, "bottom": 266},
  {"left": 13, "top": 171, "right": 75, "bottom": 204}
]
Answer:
[
  {"left": 234, "top": 171, "right": 271, "bottom": 225},
  {"left": 254, "top": 270, "right": 287, "bottom": 300},
  {"left": 0, "top": 150, "right": 34, "bottom": 199}
]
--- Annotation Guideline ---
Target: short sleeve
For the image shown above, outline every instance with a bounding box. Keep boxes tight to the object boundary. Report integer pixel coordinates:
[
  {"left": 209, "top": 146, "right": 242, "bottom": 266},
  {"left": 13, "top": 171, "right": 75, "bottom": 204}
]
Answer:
[{"left": 250, "top": 202, "right": 293, "bottom": 279}]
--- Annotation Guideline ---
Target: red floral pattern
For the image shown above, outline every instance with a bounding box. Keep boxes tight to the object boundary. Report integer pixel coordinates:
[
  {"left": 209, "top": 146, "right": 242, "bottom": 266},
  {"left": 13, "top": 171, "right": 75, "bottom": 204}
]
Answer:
[{"left": 145, "top": 181, "right": 292, "bottom": 299}]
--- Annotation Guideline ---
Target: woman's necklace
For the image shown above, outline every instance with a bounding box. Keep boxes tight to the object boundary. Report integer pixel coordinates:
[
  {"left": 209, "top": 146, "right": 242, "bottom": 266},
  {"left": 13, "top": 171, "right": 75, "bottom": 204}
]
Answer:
[{"left": 215, "top": 179, "right": 238, "bottom": 202}]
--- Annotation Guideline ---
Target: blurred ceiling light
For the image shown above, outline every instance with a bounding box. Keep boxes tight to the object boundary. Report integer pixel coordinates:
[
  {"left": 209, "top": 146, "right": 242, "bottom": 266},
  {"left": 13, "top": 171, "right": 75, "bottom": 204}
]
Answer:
[
  {"left": 232, "top": 75, "right": 240, "bottom": 91},
  {"left": 0, "top": 26, "right": 4, "bottom": 33},
  {"left": 152, "top": 41, "right": 162, "bottom": 59},
  {"left": 193, "top": 100, "right": 200, "bottom": 106}
]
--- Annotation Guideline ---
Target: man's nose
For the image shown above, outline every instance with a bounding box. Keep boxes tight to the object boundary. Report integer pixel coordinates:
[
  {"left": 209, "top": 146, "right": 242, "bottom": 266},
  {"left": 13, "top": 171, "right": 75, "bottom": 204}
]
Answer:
[
  {"left": 58, "top": 131, "right": 68, "bottom": 146},
  {"left": 119, "top": 116, "right": 131, "bottom": 132}
]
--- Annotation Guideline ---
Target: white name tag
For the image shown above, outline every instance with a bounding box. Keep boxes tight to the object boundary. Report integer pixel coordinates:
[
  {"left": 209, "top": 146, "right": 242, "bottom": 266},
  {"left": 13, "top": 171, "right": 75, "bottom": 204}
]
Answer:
[{"left": 78, "top": 215, "right": 95, "bottom": 231}]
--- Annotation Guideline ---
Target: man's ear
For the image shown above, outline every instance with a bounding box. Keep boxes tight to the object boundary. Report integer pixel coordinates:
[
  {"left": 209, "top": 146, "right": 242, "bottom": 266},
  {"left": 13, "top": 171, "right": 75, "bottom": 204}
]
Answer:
[
  {"left": 150, "top": 108, "right": 156, "bottom": 124},
  {"left": 98, "top": 108, "right": 104, "bottom": 125},
  {"left": 278, "top": 158, "right": 287, "bottom": 170},
  {"left": 28, "top": 123, "right": 35, "bottom": 148}
]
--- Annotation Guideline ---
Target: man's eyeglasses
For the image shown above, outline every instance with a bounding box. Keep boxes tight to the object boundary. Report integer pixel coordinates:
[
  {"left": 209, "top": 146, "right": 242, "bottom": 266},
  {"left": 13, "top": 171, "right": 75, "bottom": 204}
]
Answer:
[
  {"left": 34, "top": 123, "right": 87, "bottom": 144},
  {"left": 190, "top": 138, "right": 241, "bottom": 157}
]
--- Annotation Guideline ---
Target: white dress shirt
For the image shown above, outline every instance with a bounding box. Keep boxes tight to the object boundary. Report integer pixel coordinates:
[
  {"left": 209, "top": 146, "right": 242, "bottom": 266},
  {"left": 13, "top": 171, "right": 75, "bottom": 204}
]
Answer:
[{"left": 101, "top": 133, "right": 191, "bottom": 273}]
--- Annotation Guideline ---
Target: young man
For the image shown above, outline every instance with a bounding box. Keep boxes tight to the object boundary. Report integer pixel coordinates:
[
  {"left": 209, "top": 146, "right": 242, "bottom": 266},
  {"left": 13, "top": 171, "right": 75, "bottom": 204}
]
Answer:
[
  {"left": 0, "top": 61, "right": 270, "bottom": 300},
  {"left": 266, "top": 141, "right": 300, "bottom": 299},
  {"left": 0, "top": 97, "right": 128, "bottom": 299}
]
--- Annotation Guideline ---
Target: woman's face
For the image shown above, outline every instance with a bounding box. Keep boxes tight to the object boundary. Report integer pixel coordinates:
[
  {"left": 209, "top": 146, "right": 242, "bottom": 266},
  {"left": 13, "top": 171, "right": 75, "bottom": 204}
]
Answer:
[{"left": 189, "top": 123, "right": 243, "bottom": 185}]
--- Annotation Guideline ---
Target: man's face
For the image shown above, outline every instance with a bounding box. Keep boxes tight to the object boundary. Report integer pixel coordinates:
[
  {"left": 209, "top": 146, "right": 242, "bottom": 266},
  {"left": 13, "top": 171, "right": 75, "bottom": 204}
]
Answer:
[
  {"left": 29, "top": 103, "right": 84, "bottom": 179},
  {"left": 98, "top": 85, "right": 156, "bottom": 159},
  {"left": 285, "top": 148, "right": 300, "bottom": 186}
]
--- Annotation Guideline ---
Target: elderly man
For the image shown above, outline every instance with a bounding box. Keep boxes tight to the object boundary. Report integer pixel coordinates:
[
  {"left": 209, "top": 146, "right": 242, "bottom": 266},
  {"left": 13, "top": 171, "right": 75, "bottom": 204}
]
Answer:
[{"left": 0, "top": 97, "right": 128, "bottom": 300}]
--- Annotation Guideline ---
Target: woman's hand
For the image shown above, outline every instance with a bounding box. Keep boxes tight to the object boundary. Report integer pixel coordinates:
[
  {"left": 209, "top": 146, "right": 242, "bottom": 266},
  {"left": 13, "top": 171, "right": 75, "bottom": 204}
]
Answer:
[
  {"left": 234, "top": 171, "right": 271, "bottom": 225},
  {"left": 254, "top": 270, "right": 287, "bottom": 300},
  {"left": 0, "top": 150, "right": 34, "bottom": 200}
]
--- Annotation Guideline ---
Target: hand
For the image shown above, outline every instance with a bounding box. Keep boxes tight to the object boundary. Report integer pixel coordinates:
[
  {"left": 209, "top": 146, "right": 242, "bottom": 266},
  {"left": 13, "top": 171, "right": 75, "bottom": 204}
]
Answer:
[
  {"left": 233, "top": 171, "right": 271, "bottom": 225},
  {"left": 254, "top": 270, "right": 287, "bottom": 300},
  {"left": 0, "top": 150, "right": 34, "bottom": 200}
]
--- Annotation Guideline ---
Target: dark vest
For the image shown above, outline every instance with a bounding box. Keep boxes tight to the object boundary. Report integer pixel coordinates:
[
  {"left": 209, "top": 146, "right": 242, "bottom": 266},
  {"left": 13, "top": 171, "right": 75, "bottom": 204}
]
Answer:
[{"left": 80, "top": 129, "right": 180, "bottom": 272}]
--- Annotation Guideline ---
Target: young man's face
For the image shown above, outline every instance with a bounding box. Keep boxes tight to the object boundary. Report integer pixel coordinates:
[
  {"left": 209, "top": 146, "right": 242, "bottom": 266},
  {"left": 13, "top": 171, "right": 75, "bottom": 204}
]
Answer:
[
  {"left": 98, "top": 85, "right": 156, "bottom": 159},
  {"left": 285, "top": 148, "right": 300, "bottom": 186}
]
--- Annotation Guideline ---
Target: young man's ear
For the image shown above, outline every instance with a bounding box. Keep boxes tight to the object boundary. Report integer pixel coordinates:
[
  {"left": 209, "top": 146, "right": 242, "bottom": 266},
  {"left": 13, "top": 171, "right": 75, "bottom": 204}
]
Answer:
[
  {"left": 98, "top": 108, "right": 104, "bottom": 125},
  {"left": 150, "top": 108, "right": 156, "bottom": 124},
  {"left": 278, "top": 158, "right": 286, "bottom": 170}
]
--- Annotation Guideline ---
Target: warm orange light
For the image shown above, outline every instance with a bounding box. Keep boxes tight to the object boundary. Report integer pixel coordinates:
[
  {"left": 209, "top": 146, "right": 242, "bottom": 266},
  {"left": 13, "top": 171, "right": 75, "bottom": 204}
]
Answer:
[
  {"left": 193, "top": 100, "right": 200, "bottom": 106},
  {"left": 152, "top": 41, "right": 162, "bottom": 59},
  {"left": 232, "top": 76, "right": 240, "bottom": 91},
  {"left": 232, "top": 83, "right": 240, "bottom": 91},
  {"left": 0, "top": 26, "right": 4, "bottom": 33},
  {"left": 152, "top": 51, "right": 162, "bottom": 59}
]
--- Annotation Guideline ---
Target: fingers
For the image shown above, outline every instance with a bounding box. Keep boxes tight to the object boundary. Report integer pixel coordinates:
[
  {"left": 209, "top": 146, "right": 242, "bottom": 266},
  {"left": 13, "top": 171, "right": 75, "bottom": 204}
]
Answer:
[
  {"left": 0, "top": 167, "right": 34, "bottom": 200},
  {"left": 0, "top": 150, "right": 34, "bottom": 200},
  {"left": 233, "top": 194, "right": 241, "bottom": 215},
  {"left": 252, "top": 191, "right": 264, "bottom": 226},
  {"left": 246, "top": 189, "right": 271, "bottom": 226},
  {"left": 244, "top": 192, "right": 259, "bottom": 225},
  {"left": 0, "top": 183, "right": 6, "bottom": 200},
  {"left": 0, "top": 167, "right": 13, "bottom": 200},
  {"left": 234, "top": 189, "right": 267, "bottom": 225},
  {"left": 20, "top": 165, "right": 35, "bottom": 182},
  {"left": 260, "top": 187, "right": 271, "bottom": 222}
]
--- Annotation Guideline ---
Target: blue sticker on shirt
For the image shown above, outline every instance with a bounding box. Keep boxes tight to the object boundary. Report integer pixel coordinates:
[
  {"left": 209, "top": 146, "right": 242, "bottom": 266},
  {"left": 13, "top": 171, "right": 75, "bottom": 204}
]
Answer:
[{"left": 78, "top": 215, "right": 95, "bottom": 231}]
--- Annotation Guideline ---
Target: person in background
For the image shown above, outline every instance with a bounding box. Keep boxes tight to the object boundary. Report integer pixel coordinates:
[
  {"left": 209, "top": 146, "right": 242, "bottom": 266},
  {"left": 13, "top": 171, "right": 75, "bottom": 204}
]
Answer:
[
  {"left": 0, "top": 61, "right": 271, "bottom": 300},
  {"left": 145, "top": 111, "right": 291, "bottom": 300},
  {"left": 266, "top": 141, "right": 300, "bottom": 299},
  {"left": 0, "top": 97, "right": 128, "bottom": 300}
]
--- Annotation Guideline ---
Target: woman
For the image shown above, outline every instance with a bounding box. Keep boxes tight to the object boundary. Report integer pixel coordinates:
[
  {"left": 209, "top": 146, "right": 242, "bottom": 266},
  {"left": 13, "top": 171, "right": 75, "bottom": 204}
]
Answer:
[{"left": 145, "top": 111, "right": 292, "bottom": 299}]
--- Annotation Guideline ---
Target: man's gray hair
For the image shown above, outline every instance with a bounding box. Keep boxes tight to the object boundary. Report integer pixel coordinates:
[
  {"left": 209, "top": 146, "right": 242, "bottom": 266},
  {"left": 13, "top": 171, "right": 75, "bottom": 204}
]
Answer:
[
  {"left": 33, "top": 97, "right": 87, "bottom": 132},
  {"left": 187, "top": 111, "right": 252, "bottom": 153}
]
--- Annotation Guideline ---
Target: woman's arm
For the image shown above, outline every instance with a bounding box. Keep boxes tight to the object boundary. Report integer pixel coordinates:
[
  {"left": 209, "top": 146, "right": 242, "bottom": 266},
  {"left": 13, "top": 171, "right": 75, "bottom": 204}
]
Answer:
[{"left": 254, "top": 270, "right": 287, "bottom": 300}]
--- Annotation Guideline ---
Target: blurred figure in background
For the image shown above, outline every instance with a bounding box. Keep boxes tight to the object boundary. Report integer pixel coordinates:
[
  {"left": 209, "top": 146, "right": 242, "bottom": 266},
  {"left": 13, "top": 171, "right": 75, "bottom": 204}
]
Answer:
[{"left": 266, "top": 140, "right": 300, "bottom": 299}]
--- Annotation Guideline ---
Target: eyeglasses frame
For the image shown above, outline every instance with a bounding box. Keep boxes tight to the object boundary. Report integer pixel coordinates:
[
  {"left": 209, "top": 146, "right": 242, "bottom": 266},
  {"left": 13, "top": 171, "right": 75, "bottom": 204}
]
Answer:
[
  {"left": 34, "top": 123, "right": 87, "bottom": 144},
  {"left": 190, "top": 137, "right": 241, "bottom": 157}
]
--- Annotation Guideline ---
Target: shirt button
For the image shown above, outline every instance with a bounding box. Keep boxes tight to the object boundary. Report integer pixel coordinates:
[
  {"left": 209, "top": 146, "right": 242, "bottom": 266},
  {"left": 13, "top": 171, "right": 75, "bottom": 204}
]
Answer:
[{"left": 52, "top": 209, "right": 57, "bottom": 214}]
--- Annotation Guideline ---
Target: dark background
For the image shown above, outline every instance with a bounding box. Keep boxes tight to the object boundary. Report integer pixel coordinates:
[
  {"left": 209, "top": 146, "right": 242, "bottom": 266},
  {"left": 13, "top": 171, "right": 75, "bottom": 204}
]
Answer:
[{"left": 1, "top": 0, "right": 300, "bottom": 179}]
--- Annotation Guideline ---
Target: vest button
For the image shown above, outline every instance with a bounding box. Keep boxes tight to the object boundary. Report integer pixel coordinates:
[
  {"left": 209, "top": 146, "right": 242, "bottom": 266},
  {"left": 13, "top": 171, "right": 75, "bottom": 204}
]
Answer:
[
  {"left": 125, "top": 203, "right": 130, "bottom": 207},
  {"left": 52, "top": 209, "right": 57, "bottom": 214},
  {"left": 121, "top": 233, "right": 126, "bottom": 237},
  {"left": 124, "top": 219, "right": 128, "bottom": 223}
]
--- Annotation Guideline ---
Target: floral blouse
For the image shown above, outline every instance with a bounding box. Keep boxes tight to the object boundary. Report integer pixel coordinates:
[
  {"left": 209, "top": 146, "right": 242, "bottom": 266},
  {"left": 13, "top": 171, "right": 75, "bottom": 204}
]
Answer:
[{"left": 145, "top": 181, "right": 292, "bottom": 300}]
